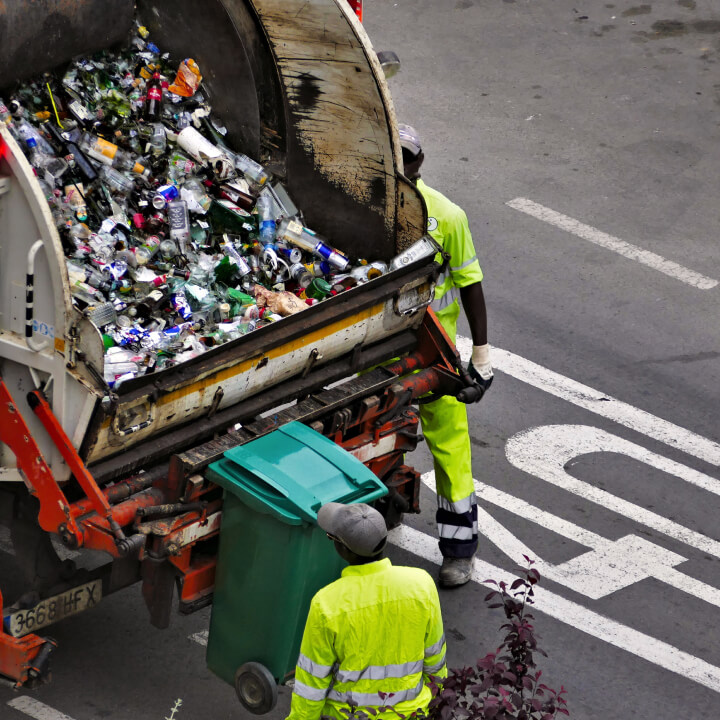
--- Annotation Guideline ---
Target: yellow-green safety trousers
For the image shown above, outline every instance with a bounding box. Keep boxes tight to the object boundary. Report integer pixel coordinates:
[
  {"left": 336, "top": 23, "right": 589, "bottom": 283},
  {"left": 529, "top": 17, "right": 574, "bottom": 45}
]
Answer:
[{"left": 420, "top": 302, "right": 478, "bottom": 558}]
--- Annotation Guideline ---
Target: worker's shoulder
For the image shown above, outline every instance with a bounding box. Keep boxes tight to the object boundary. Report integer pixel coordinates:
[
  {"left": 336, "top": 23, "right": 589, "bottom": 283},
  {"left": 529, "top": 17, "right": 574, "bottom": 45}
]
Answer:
[
  {"left": 388, "top": 564, "right": 438, "bottom": 594},
  {"left": 313, "top": 564, "right": 435, "bottom": 605},
  {"left": 418, "top": 180, "right": 467, "bottom": 226}
]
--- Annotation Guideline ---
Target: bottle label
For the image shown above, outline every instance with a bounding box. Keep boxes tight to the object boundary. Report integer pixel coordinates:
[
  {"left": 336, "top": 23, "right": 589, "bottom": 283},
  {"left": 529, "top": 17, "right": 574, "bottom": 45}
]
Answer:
[
  {"left": 285, "top": 220, "right": 302, "bottom": 235},
  {"left": 92, "top": 136, "right": 119, "bottom": 162},
  {"left": 147, "top": 87, "right": 162, "bottom": 101},
  {"left": 69, "top": 100, "right": 93, "bottom": 122}
]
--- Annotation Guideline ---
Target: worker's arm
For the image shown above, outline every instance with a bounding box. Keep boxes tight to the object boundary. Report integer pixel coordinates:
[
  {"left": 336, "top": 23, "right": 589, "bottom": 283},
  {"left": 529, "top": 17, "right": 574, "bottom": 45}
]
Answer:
[
  {"left": 286, "top": 599, "right": 336, "bottom": 720},
  {"left": 460, "top": 281, "right": 493, "bottom": 393},
  {"left": 423, "top": 582, "right": 448, "bottom": 684},
  {"left": 459, "top": 281, "right": 487, "bottom": 346},
  {"left": 444, "top": 205, "right": 492, "bottom": 395}
]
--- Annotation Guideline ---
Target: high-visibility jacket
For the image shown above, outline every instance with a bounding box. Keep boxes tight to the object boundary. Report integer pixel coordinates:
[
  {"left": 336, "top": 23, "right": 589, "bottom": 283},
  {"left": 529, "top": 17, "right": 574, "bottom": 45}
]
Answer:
[
  {"left": 417, "top": 179, "right": 483, "bottom": 319},
  {"left": 416, "top": 179, "right": 483, "bottom": 558},
  {"left": 287, "top": 558, "right": 447, "bottom": 720}
]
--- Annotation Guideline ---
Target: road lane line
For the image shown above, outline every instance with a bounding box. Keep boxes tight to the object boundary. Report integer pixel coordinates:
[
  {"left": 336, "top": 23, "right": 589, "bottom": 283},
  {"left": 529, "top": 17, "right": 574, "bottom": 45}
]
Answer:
[
  {"left": 189, "top": 630, "right": 209, "bottom": 646},
  {"left": 7, "top": 697, "right": 77, "bottom": 720},
  {"left": 454, "top": 335, "right": 720, "bottom": 466},
  {"left": 389, "top": 524, "right": 720, "bottom": 694},
  {"left": 506, "top": 197, "right": 718, "bottom": 289}
]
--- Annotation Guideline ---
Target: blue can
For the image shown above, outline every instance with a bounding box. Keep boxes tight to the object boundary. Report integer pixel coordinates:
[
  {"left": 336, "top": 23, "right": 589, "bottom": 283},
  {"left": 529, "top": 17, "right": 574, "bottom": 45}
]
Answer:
[{"left": 152, "top": 184, "right": 179, "bottom": 209}]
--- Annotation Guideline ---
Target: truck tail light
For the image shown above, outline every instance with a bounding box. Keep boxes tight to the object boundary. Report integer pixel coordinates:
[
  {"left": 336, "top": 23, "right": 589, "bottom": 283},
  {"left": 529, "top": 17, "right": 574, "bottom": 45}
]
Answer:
[{"left": 347, "top": 0, "right": 363, "bottom": 22}]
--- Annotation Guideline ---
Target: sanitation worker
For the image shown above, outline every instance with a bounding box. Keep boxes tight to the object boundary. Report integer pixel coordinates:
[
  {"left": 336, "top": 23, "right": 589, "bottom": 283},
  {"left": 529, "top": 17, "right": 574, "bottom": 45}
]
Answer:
[
  {"left": 286, "top": 502, "right": 447, "bottom": 720},
  {"left": 398, "top": 123, "right": 493, "bottom": 588}
]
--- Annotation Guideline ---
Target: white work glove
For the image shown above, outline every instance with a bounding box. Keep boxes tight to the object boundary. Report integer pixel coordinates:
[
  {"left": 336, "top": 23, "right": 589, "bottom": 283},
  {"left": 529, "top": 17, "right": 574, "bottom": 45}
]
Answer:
[{"left": 467, "top": 343, "right": 494, "bottom": 397}]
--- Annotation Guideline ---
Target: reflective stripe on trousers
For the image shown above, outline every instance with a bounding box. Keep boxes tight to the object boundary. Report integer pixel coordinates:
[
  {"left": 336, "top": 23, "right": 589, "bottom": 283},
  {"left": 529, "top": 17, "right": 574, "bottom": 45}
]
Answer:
[{"left": 437, "top": 492, "right": 478, "bottom": 558}]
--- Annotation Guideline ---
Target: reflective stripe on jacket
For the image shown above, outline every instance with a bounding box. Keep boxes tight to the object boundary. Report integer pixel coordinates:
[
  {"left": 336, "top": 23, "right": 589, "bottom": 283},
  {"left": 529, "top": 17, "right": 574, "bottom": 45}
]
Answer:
[{"left": 287, "top": 558, "right": 447, "bottom": 720}]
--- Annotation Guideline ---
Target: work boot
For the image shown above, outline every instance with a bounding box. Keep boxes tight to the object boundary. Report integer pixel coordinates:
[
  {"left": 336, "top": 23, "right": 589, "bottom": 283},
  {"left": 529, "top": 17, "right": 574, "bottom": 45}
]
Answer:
[{"left": 438, "top": 556, "right": 473, "bottom": 588}]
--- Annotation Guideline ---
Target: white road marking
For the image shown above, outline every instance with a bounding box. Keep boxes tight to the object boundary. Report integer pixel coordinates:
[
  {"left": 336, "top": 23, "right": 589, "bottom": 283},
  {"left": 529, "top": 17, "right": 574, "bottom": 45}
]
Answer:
[
  {"left": 424, "top": 471, "right": 720, "bottom": 607},
  {"left": 455, "top": 335, "right": 720, "bottom": 466},
  {"left": 389, "top": 524, "right": 720, "bottom": 694},
  {"left": 7, "top": 697, "right": 77, "bottom": 720},
  {"left": 416, "top": 339, "right": 720, "bottom": 688},
  {"left": 506, "top": 197, "right": 718, "bottom": 290},
  {"left": 189, "top": 629, "right": 208, "bottom": 646},
  {"left": 471, "top": 475, "right": 720, "bottom": 608},
  {"left": 505, "top": 425, "right": 720, "bottom": 558}
]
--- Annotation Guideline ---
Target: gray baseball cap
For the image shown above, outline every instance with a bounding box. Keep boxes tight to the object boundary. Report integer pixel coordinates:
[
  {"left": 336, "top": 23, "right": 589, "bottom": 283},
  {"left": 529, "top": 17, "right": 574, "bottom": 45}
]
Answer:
[
  {"left": 398, "top": 123, "right": 422, "bottom": 157},
  {"left": 317, "top": 502, "right": 388, "bottom": 557}
]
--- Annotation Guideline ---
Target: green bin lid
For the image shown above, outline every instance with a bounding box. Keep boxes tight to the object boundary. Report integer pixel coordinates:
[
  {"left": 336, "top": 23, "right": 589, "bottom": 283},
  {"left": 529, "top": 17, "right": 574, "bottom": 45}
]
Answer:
[{"left": 206, "top": 422, "right": 388, "bottom": 525}]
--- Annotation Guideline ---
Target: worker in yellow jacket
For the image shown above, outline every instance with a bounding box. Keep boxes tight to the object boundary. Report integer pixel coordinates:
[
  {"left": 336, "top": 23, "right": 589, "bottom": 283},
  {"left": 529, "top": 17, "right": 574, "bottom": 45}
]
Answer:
[
  {"left": 286, "top": 502, "right": 447, "bottom": 720},
  {"left": 398, "top": 124, "right": 493, "bottom": 588}
]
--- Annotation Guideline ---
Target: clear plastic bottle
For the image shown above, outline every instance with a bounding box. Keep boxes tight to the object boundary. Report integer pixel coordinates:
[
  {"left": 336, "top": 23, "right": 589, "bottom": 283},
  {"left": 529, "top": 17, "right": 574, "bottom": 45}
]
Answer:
[
  {"left": 19, "top": 127, "right": 68, "bottom": 182},
  {"left": 222, "top": 239, "right": 252, "bottom": 276},
  {"left": 147, "top": 122, "right": 167, "bottom": 156},
  {"left": 159, "top": 239, "right": 178, "bottom": 260},
  {"left": 135, "top": 236, "right": 162, "bottom": 265},
  {"left": 181, "top": 177, "right": 212, "bottom": 214},
  {"left": 235, "top": 152, "right": 269, "bottom": 187},
  {"left": 167, "top": 152, "right": 197, "bottom": 177},
  {"left": 99, "top": 165, "right": 135, "bottom": 196},
  {"left": 255, "top": 192, "right": 276, "bottom": 246}
]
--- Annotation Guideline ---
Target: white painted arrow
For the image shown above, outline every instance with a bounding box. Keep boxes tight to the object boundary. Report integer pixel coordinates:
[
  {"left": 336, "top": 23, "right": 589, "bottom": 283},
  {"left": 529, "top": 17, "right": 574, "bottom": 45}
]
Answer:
[
  {"left": 504, "top": 425, "right": 720, "bottom": 558},
  {"left": 422, "top": 469, "right": 720, "bottom": 606}
]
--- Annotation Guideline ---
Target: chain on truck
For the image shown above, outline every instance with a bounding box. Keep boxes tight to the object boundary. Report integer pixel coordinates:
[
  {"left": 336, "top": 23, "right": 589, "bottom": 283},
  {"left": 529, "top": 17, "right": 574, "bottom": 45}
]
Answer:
[{"left": 0, "top": 0, "right": 483, "bottom": 705}]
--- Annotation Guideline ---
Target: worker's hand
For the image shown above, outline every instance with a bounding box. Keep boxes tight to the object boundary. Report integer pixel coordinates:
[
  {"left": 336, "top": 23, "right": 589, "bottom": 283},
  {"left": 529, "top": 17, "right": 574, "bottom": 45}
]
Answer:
[{"left": 467, "top": 343, "right": 493, "bottom": 397}]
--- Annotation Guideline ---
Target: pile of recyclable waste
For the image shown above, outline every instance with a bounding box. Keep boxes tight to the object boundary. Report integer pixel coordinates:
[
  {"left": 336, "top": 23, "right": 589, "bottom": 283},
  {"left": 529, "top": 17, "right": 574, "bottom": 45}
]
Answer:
[{"left": 1, "top": 24, "right": 405, "bottom": 388}]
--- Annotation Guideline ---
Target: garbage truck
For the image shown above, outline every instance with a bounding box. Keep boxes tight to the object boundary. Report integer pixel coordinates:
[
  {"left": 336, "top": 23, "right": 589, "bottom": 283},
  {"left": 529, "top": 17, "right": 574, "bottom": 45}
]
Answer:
[{"left": 0, "top": 0, "right": 482, "bottom": 703}]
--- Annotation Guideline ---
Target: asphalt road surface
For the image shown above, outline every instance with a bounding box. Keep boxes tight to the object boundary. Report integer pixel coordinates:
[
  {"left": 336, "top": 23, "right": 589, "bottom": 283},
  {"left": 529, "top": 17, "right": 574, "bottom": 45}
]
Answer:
[{"left": 3, "top": 1, "right": 720, "bottom": 718}]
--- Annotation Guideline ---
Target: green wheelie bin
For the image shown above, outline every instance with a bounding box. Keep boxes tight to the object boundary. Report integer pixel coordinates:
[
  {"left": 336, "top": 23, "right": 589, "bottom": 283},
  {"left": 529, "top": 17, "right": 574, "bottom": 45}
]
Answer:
[{"left": 205, "top": 421, "right": 388, "bottom": 714}]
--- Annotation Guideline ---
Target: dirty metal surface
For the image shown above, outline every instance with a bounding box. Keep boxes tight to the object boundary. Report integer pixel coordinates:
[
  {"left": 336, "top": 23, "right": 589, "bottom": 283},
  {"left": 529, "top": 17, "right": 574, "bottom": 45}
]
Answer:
[
  {"left": 0, "top": 0, "right": 135, "bottom": 91},
  {"left": 250, "top": 0, "right": 400, "bottom": 259}
]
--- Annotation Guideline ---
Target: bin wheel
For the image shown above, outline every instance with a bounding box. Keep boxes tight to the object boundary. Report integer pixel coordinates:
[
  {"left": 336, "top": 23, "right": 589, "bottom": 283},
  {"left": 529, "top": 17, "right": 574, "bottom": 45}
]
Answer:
[{"left": 235, "top": 662, "right": 278, "bottom": 714}]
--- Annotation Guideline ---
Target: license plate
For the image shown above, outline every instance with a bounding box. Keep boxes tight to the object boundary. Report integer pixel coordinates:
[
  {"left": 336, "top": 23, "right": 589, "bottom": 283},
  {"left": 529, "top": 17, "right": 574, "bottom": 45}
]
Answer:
[{"left": 4, "top": 579, "right": 101, "bottom": 638}]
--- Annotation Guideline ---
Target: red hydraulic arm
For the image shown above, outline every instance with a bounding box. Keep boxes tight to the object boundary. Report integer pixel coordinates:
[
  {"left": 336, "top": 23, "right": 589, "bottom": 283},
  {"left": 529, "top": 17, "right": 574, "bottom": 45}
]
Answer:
[
  {"left": 0, "top": 380, "right": 83, "bottom": 548},
  {"left": 27, "top": 390, "right": 127, "bottom": 546}
]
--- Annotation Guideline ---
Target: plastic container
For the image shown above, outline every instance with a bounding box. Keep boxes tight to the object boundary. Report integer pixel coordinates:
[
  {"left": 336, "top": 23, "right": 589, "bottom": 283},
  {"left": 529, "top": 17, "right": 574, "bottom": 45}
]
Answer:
[{"left": 205, "top": 421, "right": 387, "bottom": 712}]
